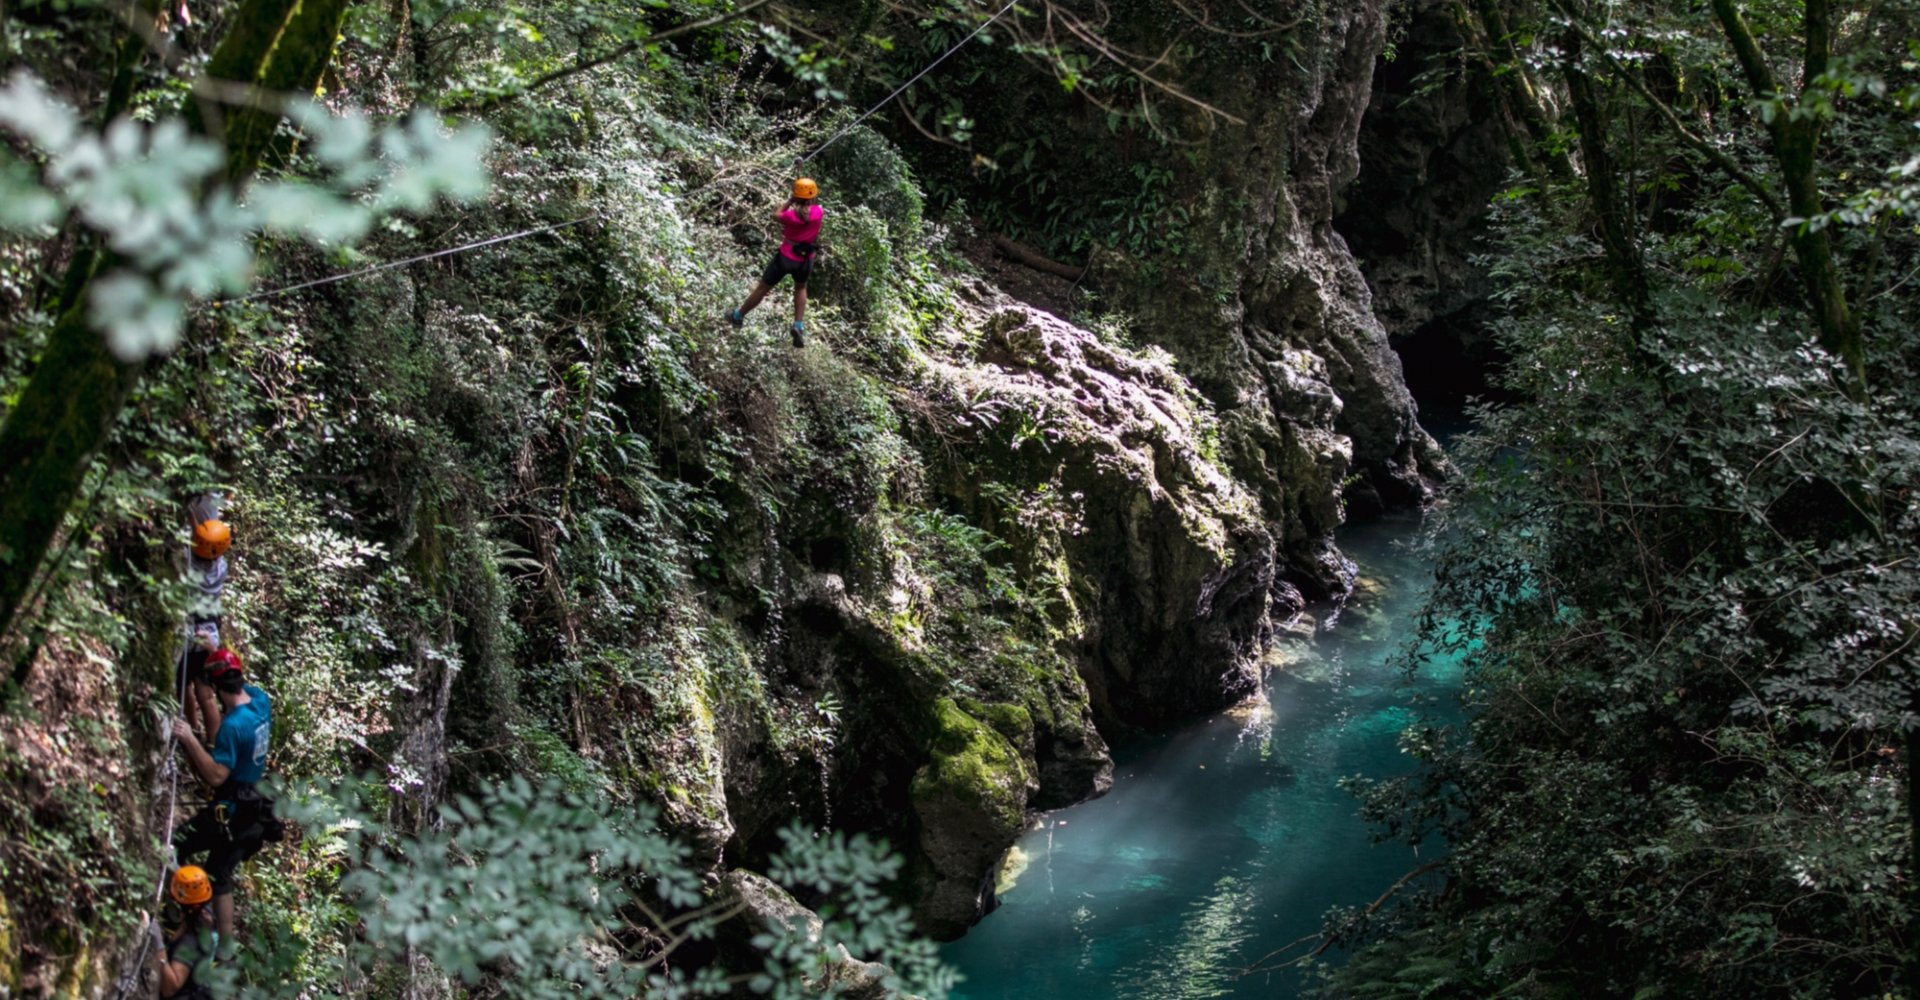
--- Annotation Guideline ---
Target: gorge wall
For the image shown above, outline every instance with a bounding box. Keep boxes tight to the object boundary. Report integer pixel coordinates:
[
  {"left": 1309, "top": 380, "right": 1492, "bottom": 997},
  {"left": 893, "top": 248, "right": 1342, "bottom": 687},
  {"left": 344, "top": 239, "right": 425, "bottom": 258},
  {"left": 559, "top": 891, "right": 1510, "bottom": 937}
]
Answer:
[
  {"left": 0, "top": 0, "right": 1479, "bottom": 992},
  {"left": 683, "top": 0, "right": 1462, "bottom": 942}
]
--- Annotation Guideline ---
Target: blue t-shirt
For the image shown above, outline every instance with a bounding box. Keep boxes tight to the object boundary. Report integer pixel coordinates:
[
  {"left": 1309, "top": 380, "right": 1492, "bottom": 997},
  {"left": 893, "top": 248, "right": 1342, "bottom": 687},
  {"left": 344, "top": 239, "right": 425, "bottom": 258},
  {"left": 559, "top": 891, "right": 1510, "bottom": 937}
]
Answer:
[{"left": 212, "top": 684, "right": 271, "bottom": 786}]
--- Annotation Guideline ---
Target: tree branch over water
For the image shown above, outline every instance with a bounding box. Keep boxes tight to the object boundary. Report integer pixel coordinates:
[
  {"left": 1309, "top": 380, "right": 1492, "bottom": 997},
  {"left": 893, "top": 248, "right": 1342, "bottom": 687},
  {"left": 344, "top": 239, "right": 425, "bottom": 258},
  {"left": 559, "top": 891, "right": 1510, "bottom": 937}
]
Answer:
[{"left": 1239, "top": 861, "right": 1444, "bottom": 975}]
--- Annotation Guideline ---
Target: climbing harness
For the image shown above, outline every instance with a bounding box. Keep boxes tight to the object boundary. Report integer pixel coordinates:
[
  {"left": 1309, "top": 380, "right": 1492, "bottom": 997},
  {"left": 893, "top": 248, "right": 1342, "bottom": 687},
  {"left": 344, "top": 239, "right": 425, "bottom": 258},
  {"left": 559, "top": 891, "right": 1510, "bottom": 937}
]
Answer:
[{"left": 201, "top": 0, "right": 1022, "bottom": 308}]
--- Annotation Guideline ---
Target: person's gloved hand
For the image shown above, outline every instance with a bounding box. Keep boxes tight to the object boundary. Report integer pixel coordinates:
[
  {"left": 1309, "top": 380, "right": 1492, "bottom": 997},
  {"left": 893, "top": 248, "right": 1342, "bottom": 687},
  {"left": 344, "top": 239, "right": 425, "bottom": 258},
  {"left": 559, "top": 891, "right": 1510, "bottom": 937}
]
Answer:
[{"left": 146, "top": 911, "right": 165, "bottom": 951}]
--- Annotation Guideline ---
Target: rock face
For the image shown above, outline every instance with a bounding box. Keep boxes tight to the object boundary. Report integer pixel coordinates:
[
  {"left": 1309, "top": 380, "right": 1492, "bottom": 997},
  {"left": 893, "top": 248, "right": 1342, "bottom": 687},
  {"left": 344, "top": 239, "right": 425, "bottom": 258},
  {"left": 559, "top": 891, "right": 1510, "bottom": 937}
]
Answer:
[
  {"left": 1337, "top": 0, "right": 1511, "bottom": 340},
  {"left": 677, "top": 0, "right": 1468, "bottom": 944},
  {"left": 1089, "top": 2, "right": 1450, "bottom": 534},
  {"left": 930, "top": 302, "right": 1277, "bottom": 727},
  {"left": 1336, "top": 0, "right": 1515, "bottom": 410},
  {"left": 910, "top": 698, "right": 1034, "bottom": 937},
  {"left": 696, "top": 285, "right": 1283, "bottom": 938}
]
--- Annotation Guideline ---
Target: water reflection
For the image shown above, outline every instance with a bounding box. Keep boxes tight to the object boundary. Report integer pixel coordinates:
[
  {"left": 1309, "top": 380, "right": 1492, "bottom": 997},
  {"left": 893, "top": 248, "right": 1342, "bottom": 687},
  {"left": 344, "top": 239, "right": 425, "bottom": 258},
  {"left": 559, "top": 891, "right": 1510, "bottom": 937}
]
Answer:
[{"left": 944, "top": 513, "right": 1462, "bottom": 999}]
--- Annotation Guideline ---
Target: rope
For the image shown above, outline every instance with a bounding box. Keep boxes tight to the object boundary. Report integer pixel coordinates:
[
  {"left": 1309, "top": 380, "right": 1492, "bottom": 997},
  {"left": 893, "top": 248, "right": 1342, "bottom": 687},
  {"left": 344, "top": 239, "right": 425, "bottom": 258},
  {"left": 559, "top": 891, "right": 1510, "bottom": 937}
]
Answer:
[
  {"left": 114, "top": 928, "right": 155, "bottom": 1000},
  {"left": 113, "top": 746, "right": 179, "bottom": 1000},
  {"left": 118, "top": 532, "right": 195, "bottom": 1000},
  {"left": 208, "top": 215, "right": 602, "bottom": 307},
  {"left": 201, "top": 0, "right": 1019, "bottom": 308},
  {"left": 798, "top": 0, "right": 1020, "bottom": 164}
]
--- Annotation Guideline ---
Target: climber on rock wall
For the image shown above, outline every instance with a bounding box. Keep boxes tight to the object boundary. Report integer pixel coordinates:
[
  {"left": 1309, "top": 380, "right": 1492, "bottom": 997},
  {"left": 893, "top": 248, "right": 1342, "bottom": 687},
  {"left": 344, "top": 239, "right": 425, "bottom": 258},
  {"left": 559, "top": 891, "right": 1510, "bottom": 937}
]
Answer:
[
  {"left": 152, "top": 866, "right": 218, "bottom": 999},
  {"left": 182, "top": 496, "right": 230, "bottom": 745},
  {"left": 171, "top": 649, "right": 278, "bottom": 943}
]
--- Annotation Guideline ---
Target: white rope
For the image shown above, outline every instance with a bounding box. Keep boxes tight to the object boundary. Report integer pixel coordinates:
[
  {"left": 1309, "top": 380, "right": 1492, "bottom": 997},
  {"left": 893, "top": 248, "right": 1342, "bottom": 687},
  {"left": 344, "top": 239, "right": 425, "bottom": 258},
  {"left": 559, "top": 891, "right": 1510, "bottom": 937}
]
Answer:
[
  {"left": 118, "top": 533, "right": 195, "bottom": 1000},
  {"left": 208, "top": 215, "right": 603, "bottom": 307},
  {"left": 798, "top": 0, "right": 1021, "bottom": 164},
  {"left": 201, "top": 0, "right": 1019, "bottom": 308}
]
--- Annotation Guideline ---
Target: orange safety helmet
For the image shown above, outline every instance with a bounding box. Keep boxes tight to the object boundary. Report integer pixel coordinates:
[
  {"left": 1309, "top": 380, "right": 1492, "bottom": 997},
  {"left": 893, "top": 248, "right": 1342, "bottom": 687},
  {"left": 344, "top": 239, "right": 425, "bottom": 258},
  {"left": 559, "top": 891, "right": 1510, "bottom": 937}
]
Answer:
[
  {"left": 792, "top": 177, "right": 818, "bottom": 200},
  {"left": 171, "top": 865, "right": 213, "bottom": 906},
  {"left": 191, "top": 519, "right": 231, "bottom": 560}
]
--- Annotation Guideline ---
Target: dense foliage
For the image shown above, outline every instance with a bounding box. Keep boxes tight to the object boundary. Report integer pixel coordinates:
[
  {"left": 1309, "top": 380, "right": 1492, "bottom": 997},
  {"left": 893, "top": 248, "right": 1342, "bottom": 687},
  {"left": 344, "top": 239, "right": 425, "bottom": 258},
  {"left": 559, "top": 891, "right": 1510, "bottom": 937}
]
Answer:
[
  {"left": 1327, "top": 1, "right": 1920, "bottom": 997},
  {"left": 0, "top": 0, "right": 1288, "bottom": 994},
  {"left": 0, "top": 0, "right": 1034, "bottom": 994},
  {"left": 209, "top": 776, "right": 953, "bottom": 999}
]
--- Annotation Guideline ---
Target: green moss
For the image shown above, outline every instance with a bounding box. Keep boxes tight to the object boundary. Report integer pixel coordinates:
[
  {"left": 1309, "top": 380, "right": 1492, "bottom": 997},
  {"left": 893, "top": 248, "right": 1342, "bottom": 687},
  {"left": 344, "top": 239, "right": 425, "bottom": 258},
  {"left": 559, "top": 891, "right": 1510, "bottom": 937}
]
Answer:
[
  {"left": 42, "top": 922, "right": 91, "bottom": 999},
  {"left": 958, "top": 697, "right": 1033, "bottom": 756},
  {"left": 910, "top": 698, "right": 1028, "bottom": 828},
  {"left": 515, "top": 722, "right": 601, "bottom": 795}
]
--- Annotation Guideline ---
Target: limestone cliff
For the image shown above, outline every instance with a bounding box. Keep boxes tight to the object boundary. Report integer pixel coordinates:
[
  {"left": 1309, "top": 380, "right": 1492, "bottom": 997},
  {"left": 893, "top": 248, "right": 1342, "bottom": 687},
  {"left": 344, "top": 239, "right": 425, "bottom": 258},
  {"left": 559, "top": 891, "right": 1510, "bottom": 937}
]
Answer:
[{"left": 0, "top": 0, "right": 1477, "bottom": 989}]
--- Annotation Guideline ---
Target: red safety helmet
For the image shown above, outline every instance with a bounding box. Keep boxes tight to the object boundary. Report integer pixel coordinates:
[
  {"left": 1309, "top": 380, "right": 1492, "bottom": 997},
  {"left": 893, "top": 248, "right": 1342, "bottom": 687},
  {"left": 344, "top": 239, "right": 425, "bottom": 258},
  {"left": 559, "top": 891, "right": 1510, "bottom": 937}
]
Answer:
[{"left": 205, "top": 647, "right": 243, "bottom": 682}]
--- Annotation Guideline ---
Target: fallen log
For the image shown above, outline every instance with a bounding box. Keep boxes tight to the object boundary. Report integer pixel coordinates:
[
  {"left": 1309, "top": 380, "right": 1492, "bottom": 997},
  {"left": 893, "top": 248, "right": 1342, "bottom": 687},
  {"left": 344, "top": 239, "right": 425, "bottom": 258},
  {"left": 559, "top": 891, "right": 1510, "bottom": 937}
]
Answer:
[{"left": 991, "top": 234, "right": 1088, "bottom": 283}]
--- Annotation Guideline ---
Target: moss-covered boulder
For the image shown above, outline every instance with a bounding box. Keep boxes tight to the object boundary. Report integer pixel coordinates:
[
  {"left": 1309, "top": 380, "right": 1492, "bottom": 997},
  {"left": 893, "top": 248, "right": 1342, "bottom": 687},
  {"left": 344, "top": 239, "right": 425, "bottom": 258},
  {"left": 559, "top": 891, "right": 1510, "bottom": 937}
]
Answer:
[{"left": 909, "top": 698, "right": 1034, "bottom": 938}]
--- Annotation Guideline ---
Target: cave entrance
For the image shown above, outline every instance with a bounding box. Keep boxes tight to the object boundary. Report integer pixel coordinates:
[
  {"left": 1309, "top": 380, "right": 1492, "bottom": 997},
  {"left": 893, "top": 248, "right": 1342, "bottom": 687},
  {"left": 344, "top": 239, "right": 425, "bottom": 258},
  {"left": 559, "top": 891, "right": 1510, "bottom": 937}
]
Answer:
[{"left": 1391, "top": 302, "right": 1512, "bottom": 434}]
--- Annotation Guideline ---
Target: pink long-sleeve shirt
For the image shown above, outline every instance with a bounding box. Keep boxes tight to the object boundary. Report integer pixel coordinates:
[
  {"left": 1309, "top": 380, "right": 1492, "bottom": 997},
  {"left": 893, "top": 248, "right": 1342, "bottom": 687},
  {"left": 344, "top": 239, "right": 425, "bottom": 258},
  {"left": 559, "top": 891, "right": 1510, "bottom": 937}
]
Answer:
[{"left": 779, "top": 204, "right": 824, "bottom": 261}]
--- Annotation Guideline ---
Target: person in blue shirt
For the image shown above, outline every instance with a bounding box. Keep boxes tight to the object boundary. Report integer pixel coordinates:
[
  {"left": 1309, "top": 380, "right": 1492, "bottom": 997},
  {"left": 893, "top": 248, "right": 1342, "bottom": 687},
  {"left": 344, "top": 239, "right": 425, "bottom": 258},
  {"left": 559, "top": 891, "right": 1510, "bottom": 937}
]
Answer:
[{"left": 172, "top": 648, "right": 275, "bottom": 943}]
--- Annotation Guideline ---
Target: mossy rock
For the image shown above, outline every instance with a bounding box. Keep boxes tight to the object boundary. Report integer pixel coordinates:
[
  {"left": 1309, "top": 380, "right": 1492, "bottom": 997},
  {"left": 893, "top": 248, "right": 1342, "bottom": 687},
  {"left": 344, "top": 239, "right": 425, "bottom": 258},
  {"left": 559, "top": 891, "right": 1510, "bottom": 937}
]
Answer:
[
  {"left": 0, "top": 892, "right": 14, "bottom": 994},
  {"left": 909, "top": 698, "right": 1033, "bottom": 937},
  {"left": 957, "top": 697, "right": 1034, "bottom": 759},
  {"left": 42, "top": 921, "right": 96, "bottom": 1000},
  {"left": 912, "top": 698, "right": 1029, "bottom": 829}
]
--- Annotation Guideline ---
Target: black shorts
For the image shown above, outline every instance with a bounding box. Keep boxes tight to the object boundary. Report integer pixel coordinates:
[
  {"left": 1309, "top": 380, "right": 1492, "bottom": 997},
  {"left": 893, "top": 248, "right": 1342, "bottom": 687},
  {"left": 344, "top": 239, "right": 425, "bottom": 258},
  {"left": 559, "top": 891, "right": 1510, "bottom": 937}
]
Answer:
[
  {"left": 183, "top": 616, "right": 220, "bottom": 684},
  {"left": 174, "top": 801, "right": 266, "bottom": 895},
  {"left": 760, "top": 251, "right": 813, "bottom": 287}
]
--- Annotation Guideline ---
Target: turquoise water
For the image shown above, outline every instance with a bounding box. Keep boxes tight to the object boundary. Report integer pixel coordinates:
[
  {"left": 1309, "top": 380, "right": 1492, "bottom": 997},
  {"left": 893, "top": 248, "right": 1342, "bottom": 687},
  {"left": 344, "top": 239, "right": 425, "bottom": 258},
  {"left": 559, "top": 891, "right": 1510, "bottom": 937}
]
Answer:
[{"left": 943, "top": 513, "right": 1462, "bottom": 999}]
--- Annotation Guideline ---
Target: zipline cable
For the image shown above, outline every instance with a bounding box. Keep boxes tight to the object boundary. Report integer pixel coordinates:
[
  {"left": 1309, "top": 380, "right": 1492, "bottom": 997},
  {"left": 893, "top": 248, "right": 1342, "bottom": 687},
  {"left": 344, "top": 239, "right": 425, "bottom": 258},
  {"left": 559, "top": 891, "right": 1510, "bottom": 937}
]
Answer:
[
  {"left": 204, "top": 0, "right": 1020, "bottom": 308},
  {"left": 798, "top": 0, "right": 1020, "bottom": 164},
  {"left": 212, "top": 215, "right": 603, "bottom": 307}
]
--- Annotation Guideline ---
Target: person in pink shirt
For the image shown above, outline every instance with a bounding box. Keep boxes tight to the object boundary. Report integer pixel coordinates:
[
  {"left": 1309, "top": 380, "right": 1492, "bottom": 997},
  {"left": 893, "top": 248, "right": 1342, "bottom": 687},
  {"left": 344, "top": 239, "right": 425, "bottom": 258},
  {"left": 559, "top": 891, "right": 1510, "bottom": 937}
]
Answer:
[{"left": 727, "top": 178, "right": 824, "bottom": 347}]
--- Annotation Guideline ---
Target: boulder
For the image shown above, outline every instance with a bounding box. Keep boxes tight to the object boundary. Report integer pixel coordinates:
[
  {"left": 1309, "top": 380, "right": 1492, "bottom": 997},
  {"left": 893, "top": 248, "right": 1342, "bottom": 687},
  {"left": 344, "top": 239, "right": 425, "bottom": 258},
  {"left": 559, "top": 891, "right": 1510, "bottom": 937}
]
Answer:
[{"left": 717, "top": 869, "right": 896, "bottom": 1000}]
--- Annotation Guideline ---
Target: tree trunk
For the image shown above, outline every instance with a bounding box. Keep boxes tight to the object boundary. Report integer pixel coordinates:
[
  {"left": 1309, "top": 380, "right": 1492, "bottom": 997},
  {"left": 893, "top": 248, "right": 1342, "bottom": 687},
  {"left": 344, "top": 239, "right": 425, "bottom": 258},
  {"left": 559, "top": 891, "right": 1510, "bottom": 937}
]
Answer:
[
  {"left": 1470, "top": 0, "right": 1573, "bottom": 180},
  {"left": 1776, "top": 127, "right": 1864, "bottom": 384},
  {"left": 0, "top": 308, "right": 146, "bottom": 666},
  {"left": 1708, "top": 0, "right": 1865, "bottom": 390},
  {"left": 1560, "top": 33, "right": 1654, "bottom": 338},
  {"left": 0, "top": 0, "right": 349, "bottom": 662}
]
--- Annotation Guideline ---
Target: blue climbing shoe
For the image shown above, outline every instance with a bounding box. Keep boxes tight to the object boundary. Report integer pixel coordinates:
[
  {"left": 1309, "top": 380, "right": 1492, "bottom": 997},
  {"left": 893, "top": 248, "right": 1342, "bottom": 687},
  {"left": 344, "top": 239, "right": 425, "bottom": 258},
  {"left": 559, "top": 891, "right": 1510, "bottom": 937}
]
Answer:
[
  {"left": 725, "top": 308, "right": 744, "bottom": 329},
  {"left": 790, "top": 320, "right": 806, "bottom": 348}
]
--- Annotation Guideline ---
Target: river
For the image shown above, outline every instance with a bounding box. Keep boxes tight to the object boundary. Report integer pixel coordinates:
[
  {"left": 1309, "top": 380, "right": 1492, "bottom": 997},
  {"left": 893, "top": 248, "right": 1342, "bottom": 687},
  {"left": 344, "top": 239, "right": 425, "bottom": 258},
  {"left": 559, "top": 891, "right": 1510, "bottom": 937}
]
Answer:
[{"left": 942, "top": 510, "right": 1464, "bottom": 999}]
